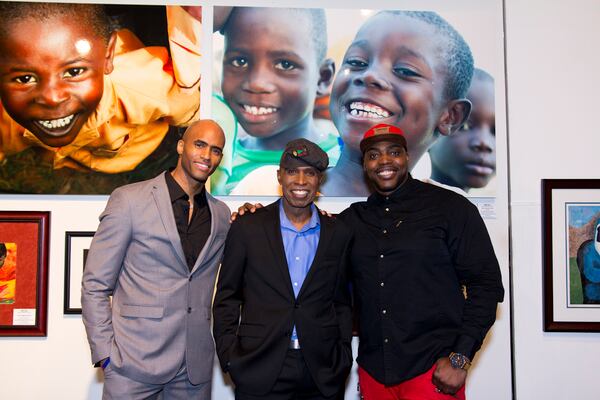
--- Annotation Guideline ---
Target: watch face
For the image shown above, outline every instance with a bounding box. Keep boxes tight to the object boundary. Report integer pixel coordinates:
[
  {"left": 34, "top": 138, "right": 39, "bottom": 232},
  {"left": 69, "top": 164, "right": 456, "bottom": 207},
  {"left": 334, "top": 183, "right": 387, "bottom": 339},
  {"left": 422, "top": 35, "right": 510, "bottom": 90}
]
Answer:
[{"left": 450, "top": 353, "right": 467, "bottom": 369}]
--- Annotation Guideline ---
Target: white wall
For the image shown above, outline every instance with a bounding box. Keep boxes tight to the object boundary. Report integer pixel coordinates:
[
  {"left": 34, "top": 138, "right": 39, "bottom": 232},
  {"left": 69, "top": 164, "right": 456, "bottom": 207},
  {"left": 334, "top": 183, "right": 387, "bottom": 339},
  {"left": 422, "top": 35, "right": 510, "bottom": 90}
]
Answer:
[
  {"left": 506, "top": 1, "right": 600, "bottom": 399},
  {"left": 1, "top": 0, "right": 599, "bottom": 399}
]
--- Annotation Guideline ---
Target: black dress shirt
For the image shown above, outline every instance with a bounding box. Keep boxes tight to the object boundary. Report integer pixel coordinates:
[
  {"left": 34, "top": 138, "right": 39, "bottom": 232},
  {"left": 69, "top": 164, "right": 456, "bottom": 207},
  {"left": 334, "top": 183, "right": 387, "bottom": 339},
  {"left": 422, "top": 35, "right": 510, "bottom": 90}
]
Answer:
[
  {"left": 339, "top": 174, "right": 504, "bottom": 385},
  {"left": 165, "top": 172, "right": 211, "bottom": 271}
]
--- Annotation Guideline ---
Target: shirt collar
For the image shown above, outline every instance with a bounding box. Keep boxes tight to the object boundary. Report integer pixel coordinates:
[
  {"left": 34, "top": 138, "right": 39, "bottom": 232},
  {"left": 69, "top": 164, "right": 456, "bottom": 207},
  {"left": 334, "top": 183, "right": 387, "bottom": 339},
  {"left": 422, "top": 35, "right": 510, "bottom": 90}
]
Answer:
[
  {"left": 279, "top": 200, "right": 320, "bottom": 233},
  {"left": 165, "top": 170, "right": 206, "bottom": 205}
]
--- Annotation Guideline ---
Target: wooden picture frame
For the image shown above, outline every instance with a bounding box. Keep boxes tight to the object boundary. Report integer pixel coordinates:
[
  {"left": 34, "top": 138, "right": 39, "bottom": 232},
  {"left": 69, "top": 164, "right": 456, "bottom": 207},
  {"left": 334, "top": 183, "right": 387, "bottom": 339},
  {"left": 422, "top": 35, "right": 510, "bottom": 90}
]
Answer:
[
  {"left": 543, "top": 179, "right": 600, "bottom": 332},
  {"left": 0, "top": 211, "right": 50, "bottom": 336}
]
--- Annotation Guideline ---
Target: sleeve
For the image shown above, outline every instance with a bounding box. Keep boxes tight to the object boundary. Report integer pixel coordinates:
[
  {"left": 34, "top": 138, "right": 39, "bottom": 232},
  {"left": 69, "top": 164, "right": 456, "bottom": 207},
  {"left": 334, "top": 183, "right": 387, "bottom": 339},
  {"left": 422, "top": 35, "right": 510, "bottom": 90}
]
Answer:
[
  {"left": 167, "top": 5, "right": 201, "bottom": 91},
  {"left": 212, "top": 219, "right": 247, "bottom": 372},
  {"left": 333, "top": 229, "right": 354, "bottom": 345},
  {"left": 109, "top": 6, "right": 201, "bottom": 130},
  {"left": 81, "top": 188, "right": 133, "bottom": 364},
  {"left": 448, "top": 199, "right": 504, "bottom": 360}
]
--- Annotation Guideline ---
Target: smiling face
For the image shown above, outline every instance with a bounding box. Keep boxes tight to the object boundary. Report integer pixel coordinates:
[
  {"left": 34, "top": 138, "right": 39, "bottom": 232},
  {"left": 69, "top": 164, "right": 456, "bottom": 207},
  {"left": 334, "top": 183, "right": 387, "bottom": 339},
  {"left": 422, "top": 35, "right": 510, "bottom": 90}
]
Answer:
[
  {"left": 363, "top": 140, "right": 409, "bottom": 195},
  {"left": 429, "top": 77, "right": 495, "bottom": 190},
  {"left": 278, "top": 165, "right": 321, "bottom": 210},
  {"left": 0, "top": 14, "right": 115, "bottom": 147},
  {"left": 330, "top": 13, "right": 452, "bottom": 166},
  {"left": 221, "top": 8, "right": 323, "bottom": 139},
  {"left": 177, "top": 121, "right": 225, "bottom": 185}
]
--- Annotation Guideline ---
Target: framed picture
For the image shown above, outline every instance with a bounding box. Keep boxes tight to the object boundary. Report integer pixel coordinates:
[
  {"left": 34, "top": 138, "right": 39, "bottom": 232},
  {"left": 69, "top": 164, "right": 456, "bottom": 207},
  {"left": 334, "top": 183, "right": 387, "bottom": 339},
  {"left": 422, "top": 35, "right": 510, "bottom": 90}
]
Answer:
[
  {"left": 543, "top": 179, "right": 600, "bottom": 332},
  {"left": 0, "top": 211, "right": 50, "bottom": 336},
  {"left": 64, "top": 231, "right": 95, "bottom": 314},
  {"left": 0, "top": 2, "right": 201, "bottom": 194}
]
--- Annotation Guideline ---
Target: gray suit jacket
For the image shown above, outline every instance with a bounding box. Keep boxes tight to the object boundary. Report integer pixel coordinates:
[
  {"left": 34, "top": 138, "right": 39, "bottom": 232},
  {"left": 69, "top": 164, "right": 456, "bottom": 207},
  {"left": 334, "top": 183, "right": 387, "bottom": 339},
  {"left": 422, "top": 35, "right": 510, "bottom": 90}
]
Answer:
[{"left": 82, "top": 172, "right": 230, "bottom": 385}]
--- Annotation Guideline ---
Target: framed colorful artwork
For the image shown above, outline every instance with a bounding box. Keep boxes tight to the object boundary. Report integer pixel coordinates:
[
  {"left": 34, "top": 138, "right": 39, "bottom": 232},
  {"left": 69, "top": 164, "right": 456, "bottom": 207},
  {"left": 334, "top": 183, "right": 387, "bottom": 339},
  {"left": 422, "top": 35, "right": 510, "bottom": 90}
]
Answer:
[
  {"left": 543, "top": 179, "right": 600, "bottom": 332},
  {"left": 64, "top": 231, "right": 95, "bottom": 314},
  {"left": 0, "top": 211, "right": 50, "bottom": 336}
]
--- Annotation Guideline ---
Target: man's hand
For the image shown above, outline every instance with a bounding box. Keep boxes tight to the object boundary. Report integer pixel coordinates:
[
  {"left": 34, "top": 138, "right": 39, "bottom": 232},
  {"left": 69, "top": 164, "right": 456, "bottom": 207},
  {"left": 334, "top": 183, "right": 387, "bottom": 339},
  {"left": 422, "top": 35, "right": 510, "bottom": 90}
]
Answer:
[
  {"left": 432, "top": 357, "right": 467, "bottom": 395},
  {"left": 230, "top": 203, "right": 263, "bottom": 222}
]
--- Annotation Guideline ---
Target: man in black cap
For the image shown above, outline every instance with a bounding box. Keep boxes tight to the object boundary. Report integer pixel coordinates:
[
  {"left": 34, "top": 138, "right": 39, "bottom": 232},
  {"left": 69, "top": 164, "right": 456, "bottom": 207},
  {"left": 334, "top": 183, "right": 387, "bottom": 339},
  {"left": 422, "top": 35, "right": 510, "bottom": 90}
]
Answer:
[
  {"left": 213, "top": 138, "right": 353, "bottom": 400},
  {"left": 340, "top": 124, "right": 504, "bottom": 399}
]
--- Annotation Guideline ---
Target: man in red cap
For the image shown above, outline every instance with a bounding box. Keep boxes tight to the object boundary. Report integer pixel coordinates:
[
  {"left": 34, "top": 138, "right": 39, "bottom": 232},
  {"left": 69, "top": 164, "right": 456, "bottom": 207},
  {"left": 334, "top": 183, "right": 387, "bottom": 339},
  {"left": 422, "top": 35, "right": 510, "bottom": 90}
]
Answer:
[{"left": 338, "top": 123, "right": 504, "bottom": 399}]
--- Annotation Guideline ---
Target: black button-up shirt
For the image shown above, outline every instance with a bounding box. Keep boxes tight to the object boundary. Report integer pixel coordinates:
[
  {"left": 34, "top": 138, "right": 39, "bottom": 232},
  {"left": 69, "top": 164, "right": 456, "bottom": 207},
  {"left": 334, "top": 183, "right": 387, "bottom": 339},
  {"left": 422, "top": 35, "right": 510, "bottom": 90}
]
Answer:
[
  {"left": 339, "top": 174, "right": 504, "bottom": 385},
  {"left": 165, "top": 172, "right": 211, "bottom": 271}
]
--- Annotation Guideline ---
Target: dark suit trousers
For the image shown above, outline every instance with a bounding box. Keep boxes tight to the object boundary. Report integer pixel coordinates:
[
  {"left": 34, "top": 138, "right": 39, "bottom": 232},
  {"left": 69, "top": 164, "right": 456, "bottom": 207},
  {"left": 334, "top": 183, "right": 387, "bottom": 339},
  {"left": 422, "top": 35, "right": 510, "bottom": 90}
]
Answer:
[{"left": 234, "top": 349, "right": 344, "bottom": 400}]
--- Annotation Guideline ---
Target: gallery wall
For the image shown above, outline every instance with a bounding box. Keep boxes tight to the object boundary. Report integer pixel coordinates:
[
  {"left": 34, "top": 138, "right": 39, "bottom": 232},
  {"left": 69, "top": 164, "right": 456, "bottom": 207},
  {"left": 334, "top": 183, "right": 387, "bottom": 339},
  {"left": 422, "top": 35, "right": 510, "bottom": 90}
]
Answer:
[
  {"left": 506, "top": 0, "right": 600, "bottom": 399},
  {"left": 0, "top": 0, "right": 598, "bottom": 399}
]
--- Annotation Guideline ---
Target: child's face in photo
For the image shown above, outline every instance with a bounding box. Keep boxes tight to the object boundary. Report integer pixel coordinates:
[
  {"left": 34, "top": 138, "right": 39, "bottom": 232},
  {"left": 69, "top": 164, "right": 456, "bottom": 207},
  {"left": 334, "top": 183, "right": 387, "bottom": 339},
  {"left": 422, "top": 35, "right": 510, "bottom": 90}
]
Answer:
[
  {"left": 221, "top": 8, "right": 322, "bottom": 139},
  {"left": 429, "top": 78, "right": 495, "bottom": 189},
  {"left": 0, "top": 14, "right": 115, "bottom": 148},
  {"left": 330, "top": 13, "right": 449, "bottom": 165}
]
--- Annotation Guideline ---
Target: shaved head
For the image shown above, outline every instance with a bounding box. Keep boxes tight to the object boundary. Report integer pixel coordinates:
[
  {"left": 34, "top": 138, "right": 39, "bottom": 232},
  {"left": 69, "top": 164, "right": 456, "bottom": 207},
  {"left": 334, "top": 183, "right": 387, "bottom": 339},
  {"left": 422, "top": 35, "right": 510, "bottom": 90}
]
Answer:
[{"left": 182, "top": 119, "right": 225, "bottom": 144}]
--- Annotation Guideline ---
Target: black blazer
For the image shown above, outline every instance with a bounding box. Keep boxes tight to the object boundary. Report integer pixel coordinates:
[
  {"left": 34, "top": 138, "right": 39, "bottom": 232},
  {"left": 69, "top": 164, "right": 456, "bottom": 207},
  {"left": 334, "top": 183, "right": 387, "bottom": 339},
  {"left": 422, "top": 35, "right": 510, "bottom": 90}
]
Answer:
[{"left": 213, "top": 200, "right": 353, "bottom": 397}]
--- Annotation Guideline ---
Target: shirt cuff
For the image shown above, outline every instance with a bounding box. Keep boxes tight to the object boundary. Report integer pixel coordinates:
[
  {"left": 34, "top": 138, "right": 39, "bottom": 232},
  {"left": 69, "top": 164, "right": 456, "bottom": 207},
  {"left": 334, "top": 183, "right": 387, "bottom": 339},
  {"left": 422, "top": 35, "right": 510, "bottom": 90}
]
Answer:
[{"left": 453, "top": 335, "right": 478, "bottom": 360}]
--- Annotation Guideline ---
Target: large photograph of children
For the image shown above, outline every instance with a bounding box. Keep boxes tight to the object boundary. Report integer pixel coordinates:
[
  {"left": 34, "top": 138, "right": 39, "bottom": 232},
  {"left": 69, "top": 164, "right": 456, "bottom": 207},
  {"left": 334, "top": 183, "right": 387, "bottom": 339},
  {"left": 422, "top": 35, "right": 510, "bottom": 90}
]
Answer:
[
  {"left": 210, "top": 6, "right": 501, "bottom": 197},
  {"left": 0, "top": 2, "right": 202, "bottom": 194}
]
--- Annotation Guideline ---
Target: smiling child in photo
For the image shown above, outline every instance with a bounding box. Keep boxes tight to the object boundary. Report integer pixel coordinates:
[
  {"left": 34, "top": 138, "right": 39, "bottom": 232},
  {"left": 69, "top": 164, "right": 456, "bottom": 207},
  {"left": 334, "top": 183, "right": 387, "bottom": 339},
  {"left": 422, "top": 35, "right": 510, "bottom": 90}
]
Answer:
[
  {"left": 0, "top": 2, "right": 201, "bottom": 174},
  {"left": 320, "top": 10, "right": 474, "bottom": 196}
]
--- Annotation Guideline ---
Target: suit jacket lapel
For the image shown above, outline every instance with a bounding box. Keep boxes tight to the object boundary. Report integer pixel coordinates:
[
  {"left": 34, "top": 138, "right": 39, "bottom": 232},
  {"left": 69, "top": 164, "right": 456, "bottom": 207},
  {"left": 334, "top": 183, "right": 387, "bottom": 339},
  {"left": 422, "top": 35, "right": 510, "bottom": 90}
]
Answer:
[
  {"left": 263, "top": 200, "right": 296, "bottom": 299},
  {"left": 152, "top": 172, "right": 188, "bottom": 272},
  {"left": 298, "top": 211, "right": 333, "bottom": 299},
  {"left": 190, "top": 192, "right": 220, "bottom": 274}
]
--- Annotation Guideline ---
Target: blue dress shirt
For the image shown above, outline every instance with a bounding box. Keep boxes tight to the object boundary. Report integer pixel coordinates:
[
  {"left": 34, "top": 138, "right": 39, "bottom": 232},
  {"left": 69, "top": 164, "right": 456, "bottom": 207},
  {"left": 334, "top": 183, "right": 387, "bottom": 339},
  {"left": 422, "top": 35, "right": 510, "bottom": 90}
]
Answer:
[{"left": 279, "top": 202, "right": 320, "bottom": 341}]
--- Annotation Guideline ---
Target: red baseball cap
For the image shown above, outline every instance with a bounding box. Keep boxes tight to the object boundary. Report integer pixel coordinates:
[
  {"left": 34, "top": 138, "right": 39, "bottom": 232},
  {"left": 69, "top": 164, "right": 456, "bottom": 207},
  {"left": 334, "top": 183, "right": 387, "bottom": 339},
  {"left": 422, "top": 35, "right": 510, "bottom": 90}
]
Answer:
[{"left": 359, "top": 124, "right": 408, "bottom": 153}]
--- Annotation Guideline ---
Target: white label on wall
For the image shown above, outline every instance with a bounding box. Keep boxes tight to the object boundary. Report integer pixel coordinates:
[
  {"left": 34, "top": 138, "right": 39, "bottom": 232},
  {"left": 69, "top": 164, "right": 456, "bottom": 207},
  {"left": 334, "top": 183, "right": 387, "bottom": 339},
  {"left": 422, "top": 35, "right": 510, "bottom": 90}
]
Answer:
[{"left": 13, "top": 309, "right": 36, "bottom": 325}]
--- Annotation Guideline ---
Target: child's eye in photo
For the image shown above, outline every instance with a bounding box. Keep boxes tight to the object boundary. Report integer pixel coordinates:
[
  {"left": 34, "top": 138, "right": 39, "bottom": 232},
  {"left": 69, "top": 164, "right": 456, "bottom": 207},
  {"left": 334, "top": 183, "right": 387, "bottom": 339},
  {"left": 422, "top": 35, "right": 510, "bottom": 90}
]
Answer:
[
  {"left": 345, "top": 57, "right": 368, "bottom": 69},
  {"left": 274, "top": 59, "right": 297, "bottom": 71},
  {"left": 64, "top": 67, "right": 86, "bottom": 78},
  {"left": 393, "top": 66, "right": 420, "bottom": 78},
  {"left": 229, "top": 56, "right": 248, "bottom": 68},
  {"left": 13, "top": 74, "right": 37, "bottom": 84}
]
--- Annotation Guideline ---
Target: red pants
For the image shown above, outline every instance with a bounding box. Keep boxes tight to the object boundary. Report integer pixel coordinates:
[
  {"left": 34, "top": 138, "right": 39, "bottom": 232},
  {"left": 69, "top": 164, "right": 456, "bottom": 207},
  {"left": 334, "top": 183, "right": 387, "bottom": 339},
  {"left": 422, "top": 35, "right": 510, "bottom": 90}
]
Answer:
[{"left": 358, "top": 365, "right": 466, "bottom": 400}]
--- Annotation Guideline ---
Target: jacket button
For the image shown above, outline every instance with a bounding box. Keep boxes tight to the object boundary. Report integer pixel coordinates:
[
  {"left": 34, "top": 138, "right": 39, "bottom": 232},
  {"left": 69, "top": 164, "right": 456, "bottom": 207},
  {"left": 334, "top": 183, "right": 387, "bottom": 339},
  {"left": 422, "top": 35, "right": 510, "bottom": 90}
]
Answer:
[
  {"left": 189, "top": 276, "right": 192, "bottom": 282},
  {"left": 187, "top": 307, "right": 192, "bottom": 313},
  {"left": 294, "top": 303, "right": 300, "bottom": 309}
]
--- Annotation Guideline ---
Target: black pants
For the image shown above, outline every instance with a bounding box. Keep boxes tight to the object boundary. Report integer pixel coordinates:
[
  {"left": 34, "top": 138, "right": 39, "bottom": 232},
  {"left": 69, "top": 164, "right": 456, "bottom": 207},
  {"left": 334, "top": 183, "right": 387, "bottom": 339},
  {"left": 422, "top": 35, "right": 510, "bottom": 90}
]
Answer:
[{"left": 235, "top": 349, "right": 344, "bottom": 400}]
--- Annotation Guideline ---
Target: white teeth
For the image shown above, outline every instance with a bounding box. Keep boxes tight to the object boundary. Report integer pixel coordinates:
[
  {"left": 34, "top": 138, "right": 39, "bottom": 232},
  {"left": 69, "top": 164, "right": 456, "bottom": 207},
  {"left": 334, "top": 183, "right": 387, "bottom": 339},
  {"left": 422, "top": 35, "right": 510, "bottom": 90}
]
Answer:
[
  {"left": 243, "top": 104, "right": 277, "bottom": 116},
  {"left": 349, "top": 101, "right": 390, "bottom": 118},
  {"left": 378, "top": 169, "right": 395, "bottom": 178},
  {"left": 291, "top": 190, "right": 309, "bottom": 197},
  {"left": 38, "top": 114, "right": 74, "bottom": 130},
  {"left": 195, "top": 162, "right": 209, "bottom": 171}
]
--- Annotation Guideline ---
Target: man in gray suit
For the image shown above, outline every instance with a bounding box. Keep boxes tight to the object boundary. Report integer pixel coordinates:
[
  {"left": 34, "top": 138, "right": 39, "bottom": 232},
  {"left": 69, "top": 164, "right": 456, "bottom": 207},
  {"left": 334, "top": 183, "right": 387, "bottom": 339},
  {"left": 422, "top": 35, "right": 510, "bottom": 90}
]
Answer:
[{"left": 82, "top": 119, "right": 230, "bottom": 399}]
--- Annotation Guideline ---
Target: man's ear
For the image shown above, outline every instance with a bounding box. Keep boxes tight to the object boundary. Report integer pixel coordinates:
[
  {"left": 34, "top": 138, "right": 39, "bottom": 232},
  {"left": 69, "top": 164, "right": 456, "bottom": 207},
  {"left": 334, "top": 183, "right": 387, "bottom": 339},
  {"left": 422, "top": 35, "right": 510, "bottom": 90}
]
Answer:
[
  {"left": 436, "top": 99, "right": 471, "bottom": 136},
  {"left": 277, "top": 169, "right": 282, "bottom": 185},
  {"left": 316, "top": 58, "right": 335, "bottom": 97},
  {"left": 103, "top": 31, "right": 118, "bottom": 75},
  {"left": 176, "top": 139, "right": 184, "bottom": 156}
]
